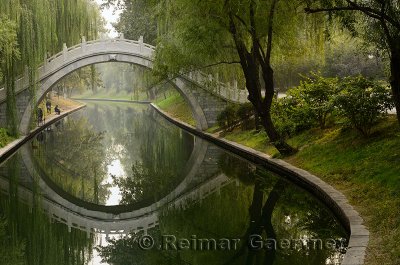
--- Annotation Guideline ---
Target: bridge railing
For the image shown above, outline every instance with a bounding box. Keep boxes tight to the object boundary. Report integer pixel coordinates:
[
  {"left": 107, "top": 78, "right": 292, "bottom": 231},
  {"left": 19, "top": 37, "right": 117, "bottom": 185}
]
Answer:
[{"left": 0, "top": 36, "right": 249, "bottom": 104}]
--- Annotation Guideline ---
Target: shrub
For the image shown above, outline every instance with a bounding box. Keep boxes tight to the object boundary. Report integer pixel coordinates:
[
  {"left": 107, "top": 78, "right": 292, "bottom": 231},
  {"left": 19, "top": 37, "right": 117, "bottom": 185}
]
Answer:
[
  {"left": 0, "top": 128, "right": 14, "bottom": 148},
  {"left": 334, "top": 76, "right": 394, "bottom": 136},
  {"left": 217, "top": 104, "right": 238, "bottom": 129},
  {"left": 290, "top": 73, "right": 339, "bottom": 129},
  {"left": 272, "top": 96, "right": 314, "bottom": 138},
  {"left": 236, "top": 103, "right": 255, "bottom": 130}
]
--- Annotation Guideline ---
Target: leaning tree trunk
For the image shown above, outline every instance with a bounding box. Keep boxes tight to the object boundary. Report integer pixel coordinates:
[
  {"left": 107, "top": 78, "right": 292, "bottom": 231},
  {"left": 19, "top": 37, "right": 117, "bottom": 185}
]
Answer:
[
  {"left": 390, "top": 47, "right": 400, "bottom": 126},
  {"left": 258, "top": 65, "right": 296, "bottom": 156}
]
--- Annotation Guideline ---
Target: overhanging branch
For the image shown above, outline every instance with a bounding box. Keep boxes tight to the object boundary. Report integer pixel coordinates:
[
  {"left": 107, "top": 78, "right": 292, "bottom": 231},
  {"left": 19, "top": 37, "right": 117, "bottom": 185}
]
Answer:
[
  {"left": 305, "top": 3, "right": 400, "bottom": 30},
  {"left": 147, "top": 60, "right": 241, "bottom": 90}
]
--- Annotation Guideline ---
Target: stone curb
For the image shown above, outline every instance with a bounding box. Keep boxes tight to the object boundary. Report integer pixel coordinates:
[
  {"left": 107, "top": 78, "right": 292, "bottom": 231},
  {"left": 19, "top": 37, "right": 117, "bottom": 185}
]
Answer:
[
  {"left": 151, "top": 103, "right": 369, "bottom": 265},
  {"left": 0, "top": 104, "right": 86, "bottom": 165}
]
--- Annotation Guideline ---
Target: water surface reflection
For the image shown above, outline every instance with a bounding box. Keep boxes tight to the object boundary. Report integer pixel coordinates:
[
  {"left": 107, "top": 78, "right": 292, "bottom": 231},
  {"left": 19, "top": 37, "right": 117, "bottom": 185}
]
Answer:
[{"left": 0, "top": 102, "right": 348, "bottom": 265}]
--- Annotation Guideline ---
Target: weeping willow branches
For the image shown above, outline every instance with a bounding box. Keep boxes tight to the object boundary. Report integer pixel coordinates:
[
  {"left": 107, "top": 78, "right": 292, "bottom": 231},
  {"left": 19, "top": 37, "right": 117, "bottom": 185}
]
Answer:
[{"left": 0, "top": 0, "right": 102, "bottom": 136}]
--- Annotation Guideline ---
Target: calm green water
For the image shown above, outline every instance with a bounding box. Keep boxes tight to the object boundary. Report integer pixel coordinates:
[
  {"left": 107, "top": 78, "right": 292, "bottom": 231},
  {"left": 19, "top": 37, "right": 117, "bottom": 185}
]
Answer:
[{"left": 0, "top": 102, "right": 348, "bottom": 265}]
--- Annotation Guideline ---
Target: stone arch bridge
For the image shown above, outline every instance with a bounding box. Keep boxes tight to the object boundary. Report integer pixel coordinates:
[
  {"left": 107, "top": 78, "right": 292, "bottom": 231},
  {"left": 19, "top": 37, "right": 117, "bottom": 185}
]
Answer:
[
  {"left": 0, "top": 36, "right": 249, "bottom": 134},
  {"left": 0, "top": 137, "right": 237, "bottom": 239}
]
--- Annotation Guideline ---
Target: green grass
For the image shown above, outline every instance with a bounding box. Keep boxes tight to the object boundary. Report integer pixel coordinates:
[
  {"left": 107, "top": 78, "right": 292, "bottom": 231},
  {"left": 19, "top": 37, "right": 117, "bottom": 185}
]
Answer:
[
  {"left": 75, "top": 88, "right": 148, "bottom": 101},
  {"left": 223, "top": 117, "right": 400, "bottom": 265},
  {"left": 155, "top": 92, "right": 196, "bottom": 126},
  {"left": 0, "top": 128, "right": 16, "bottom": 148},
  {"left": 224, "top": 129, "right": 277, "bottom": 155}
]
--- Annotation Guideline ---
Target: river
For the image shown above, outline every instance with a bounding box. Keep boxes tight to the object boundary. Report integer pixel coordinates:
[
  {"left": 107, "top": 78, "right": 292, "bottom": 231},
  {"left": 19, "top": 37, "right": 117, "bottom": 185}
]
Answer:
[{"left": 0, "top": 101, "right": 348, "bottom": 265}]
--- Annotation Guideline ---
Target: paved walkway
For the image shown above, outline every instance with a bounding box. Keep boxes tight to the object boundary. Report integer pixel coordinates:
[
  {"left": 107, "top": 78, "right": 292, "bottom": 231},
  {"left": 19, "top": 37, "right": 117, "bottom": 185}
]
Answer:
[{"left": 0, "top": 102, "right": 86, "bottom": 163}]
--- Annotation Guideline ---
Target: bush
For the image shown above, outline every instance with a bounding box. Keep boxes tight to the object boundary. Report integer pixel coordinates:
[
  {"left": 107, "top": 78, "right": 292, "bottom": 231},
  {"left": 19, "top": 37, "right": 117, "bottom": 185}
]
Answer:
[
  {"left": 334, "top": 76, "right": 394, "bottom": 136},
  {"left": 0, "top": 128, "right": 14, "bottom": 148},
  {"left": 271, "top": 73, "right": 339, "bottom": 138},
  {"left": 217, "top": 104, "right": 238, "bottom": 129},
  {"left": 217, "top": 103, "right": 256, "bottom": 131},
  {"left": 290, "top": 73, "right": 339, "bottom": 129},
  {"left": 236, "top": 103, "right": 255, "bottom": 130},
  {"left": 272, "top": 96, "right": 315, "bottom": 138}
]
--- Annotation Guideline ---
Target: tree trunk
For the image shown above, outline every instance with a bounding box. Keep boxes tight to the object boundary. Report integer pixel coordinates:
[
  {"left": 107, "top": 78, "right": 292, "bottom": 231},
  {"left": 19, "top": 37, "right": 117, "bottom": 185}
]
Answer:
[
  {"left": 258, "top": 65, "right": 296, "bottom": 156},
  {"left": 390, "top": 47, "right": 400, "bottom": 125},
  {"left": 260, "top": 179, "right": 286, "bottom": 265}
]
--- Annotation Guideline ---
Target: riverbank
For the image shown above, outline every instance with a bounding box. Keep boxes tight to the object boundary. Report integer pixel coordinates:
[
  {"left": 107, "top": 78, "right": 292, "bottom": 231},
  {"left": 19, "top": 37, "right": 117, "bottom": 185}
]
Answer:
[
  {"left": 163, "top": 93, "right": 398, "bottom": 264},
  {"left": 224, "top": 117, "right": 400, "bottom": 265},
  {"left": 151, "top": 103, "right": 368, "bottom": 265},
  {"left": 155, "top": 92, "right": 196, "bottom": 126},
  {"left": 0, "top": 98, "right": 85, "bottom": 164}
]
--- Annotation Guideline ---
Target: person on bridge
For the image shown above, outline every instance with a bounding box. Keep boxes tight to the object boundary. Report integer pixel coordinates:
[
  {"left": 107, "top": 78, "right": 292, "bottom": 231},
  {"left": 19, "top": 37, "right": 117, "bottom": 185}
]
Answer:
[
  {"left": 54, "top": 105, "right": 61, "bottom": 115},
  {"left": 46, "top": 100, "right": 51, "bottom": 114},
  {"left": 37, "top": 107, "right": 43, "bottom": 126}
]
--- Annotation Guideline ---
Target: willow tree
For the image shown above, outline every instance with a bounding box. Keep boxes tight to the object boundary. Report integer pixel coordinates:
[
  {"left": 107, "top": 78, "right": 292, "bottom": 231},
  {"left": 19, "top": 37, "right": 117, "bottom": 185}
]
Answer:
[
  {"left": 0, "top": 0, "right": 102, "bottom": 136},
  {"left": 149, "top": 0, "right": 326, "bottom": 155},
  {"left": 305, "top": 0, "right": 400, "bottom": 126},
  {"left": 0, "top": 17, "right": 20, "bottom": 136}
]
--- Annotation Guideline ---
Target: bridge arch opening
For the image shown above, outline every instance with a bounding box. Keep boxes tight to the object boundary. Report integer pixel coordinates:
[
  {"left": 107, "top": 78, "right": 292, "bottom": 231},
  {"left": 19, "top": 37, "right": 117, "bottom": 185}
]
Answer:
[{"left": 18, "top": 39, "right": 211, "bottom": 134}]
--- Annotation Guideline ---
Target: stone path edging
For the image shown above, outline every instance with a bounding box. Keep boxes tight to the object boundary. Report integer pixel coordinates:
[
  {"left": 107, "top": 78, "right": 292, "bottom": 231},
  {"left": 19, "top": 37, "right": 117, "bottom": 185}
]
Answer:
[
  {"left": 0, "top": 104, "right": 86, "bottom": 164},
  {"left": 151, "top": 103, "right": 369, "bottom": 265}
]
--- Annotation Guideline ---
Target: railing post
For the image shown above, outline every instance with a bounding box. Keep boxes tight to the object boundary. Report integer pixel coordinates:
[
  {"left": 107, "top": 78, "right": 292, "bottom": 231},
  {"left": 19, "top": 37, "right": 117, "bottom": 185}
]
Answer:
[
  {"left": 63, "top": 43, "right": 68, "bottom": 61},
  {"left": 120, "top": 33, "right": 124, "bottom": 39},
  {"left": 43, "top": 53, "right": 48, "bottom": 71},
  {"left": 24, "top": 65, "right": 29, "bottom": 86},
  {"left": 139, "top": 35, "right": 144, "bottom": 53},
  {"left": 81, "top": 36, "right": 87, "bottom": 52}
]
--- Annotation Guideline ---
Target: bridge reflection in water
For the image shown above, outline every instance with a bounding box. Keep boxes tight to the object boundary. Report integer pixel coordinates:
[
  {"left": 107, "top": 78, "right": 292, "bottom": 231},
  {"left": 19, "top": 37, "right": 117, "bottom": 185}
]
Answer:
[{"left": 0, "top": 102, "right": 348, "bottom": 265}]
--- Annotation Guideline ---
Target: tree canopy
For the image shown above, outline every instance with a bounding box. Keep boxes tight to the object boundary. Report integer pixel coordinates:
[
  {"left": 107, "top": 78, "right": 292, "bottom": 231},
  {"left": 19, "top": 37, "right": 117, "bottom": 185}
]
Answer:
[{"left": 0, "top": 0, "right": 103, "bottom": 135}]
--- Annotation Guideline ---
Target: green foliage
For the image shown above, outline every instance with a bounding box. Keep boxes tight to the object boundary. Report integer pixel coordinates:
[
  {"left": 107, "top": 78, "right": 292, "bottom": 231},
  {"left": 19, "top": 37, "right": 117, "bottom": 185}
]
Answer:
[
  {"left": 272, "top": 73, "right": 339, "bottom": 138},
  {"left": 155, "top": 91, "right": 196, "bottom": 126},
  {"left": 0, "top": 16, "right": 20, "bottom": 84},
  {"left": 334, "top": 76, "right": 394, "bottom": 136},
  {"left": 217, "top": 104, "right": 239, "bottom": 130},
  {"left": 291, "top": 73, "right": 339, "bottom": 129},
  {"left": 0, "top": 0, "right": 102, "bottom": 134},
  {"left": 236, "top": 103, "right": 255, "bottom": 130},
  {"left": 114, "top": 0, "right": 158, "bottom": 45},
  {"left": 217, "top": 103, "right": 256, "bottom": 131},
  {"left": 272, "top": 96, "right": 314, "bottom": 138},
  {"left": 272, "top": 74, "right": 393, "bottom": 138},
  {"left": 0, "top": 217, "right": 25, "bottom": 265},
  {"left": 0, "top": 127, "right": 15, "bottom": 147}
]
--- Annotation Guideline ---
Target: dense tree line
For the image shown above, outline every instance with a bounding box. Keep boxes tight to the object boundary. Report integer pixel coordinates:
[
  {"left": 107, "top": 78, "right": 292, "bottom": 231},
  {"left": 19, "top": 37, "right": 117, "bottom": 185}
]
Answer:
[{"left": 107, "top": 0, "right": 397, "bottom": 155}]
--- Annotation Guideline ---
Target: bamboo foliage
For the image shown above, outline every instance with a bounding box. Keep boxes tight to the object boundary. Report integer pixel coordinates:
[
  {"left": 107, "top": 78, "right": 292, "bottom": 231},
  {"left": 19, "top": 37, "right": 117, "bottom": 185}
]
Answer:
[{"left": 0, "top": 0, "right": 102, "bottom": 136}]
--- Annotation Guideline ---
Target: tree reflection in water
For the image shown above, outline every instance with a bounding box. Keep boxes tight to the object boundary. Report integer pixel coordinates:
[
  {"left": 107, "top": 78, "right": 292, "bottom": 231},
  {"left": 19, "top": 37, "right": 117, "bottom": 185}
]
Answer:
[
  {"left": 0, "top": 155, "right": 95, "bottom": 265},
  {"left": 97, "top": 154, "right": 347, "bottom": 265}
]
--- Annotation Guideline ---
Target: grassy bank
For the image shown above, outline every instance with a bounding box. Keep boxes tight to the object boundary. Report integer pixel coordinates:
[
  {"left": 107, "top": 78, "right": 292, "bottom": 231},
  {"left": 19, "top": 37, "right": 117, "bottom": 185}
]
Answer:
[
  {"left": 155, "top": 92, "right": 196, "bottom": 126},
  {"left": 225, "top": 116, "right": 400, "bottom": 265},
  {"left": 75, "top": 88, "right": 148, "bottom": 101},
  {"left": 89, "top": 87, "right": 399, "bottom": 263}
]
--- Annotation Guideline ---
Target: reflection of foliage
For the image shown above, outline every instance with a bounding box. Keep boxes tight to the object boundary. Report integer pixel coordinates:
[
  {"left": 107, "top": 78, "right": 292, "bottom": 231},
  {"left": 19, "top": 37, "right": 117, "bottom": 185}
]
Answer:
[
  {"left": 0, "top": 217, "right": 25, "bottom": 265},
  {"left": 97, "top": 157, "right": 347, "bottom": 265},
  {"left": 110, "top": 106, "right": 193, "bottom": 205},
  {"left": 112, "top": 161, "right": 176, "bottom": 204},
  {"left": 0, "top": 155, "right": 95, "bottom": 265},
  {"left": 35, "top": 117, "right": 110, "bottom": 204},
  {"left": 97, "top": 230, "right": 180, "bottom": 265},
  {"left": 218, "top": 155, "right": 257, "bottom": 185}
]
